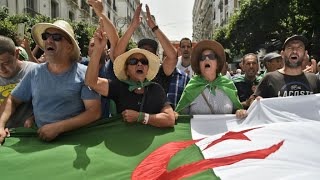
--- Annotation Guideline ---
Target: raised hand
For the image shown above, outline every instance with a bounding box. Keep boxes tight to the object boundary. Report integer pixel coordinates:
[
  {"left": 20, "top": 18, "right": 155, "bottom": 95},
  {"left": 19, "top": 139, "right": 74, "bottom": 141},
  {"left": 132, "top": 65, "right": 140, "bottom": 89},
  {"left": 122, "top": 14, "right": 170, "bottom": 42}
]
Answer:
[
  {"left": 145, "top": 4, "right": 157, "bottom": 29},
  {"left": 131, "top": 3, "right": 143, "bottom": 29},
  {"left": 87, "top": 0, "right": 104, "bottom": 16},
  {"left": 93, "top": 20, "right": 108, "bottom": 51}
]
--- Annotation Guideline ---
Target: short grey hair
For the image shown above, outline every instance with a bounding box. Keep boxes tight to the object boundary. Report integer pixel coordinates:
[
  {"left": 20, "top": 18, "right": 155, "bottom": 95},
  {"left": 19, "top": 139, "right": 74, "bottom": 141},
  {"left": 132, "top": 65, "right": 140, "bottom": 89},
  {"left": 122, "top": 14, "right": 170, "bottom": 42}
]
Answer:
[{"left": 0, "top": 35, "right": 16, "bottom": 56}]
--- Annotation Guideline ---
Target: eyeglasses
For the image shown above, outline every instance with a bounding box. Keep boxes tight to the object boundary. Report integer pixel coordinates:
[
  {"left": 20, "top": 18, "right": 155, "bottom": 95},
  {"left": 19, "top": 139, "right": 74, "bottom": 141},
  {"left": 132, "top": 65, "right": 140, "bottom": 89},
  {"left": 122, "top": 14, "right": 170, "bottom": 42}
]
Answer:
[
  {"left": 41, "top": 32, "right": 64, "bottom": 41},
  {"left": 126, "top": 58, "right": 149, "bottom": 65},
  {"left": 200, "top": 53, "right": 216, "bottom": 61}
]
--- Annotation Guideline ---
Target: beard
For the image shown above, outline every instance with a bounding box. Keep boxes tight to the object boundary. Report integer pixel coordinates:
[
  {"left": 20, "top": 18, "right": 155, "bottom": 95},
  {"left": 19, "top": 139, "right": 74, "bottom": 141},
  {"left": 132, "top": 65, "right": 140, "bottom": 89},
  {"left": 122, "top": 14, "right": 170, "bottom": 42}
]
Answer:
[
  {"left": 284, "top": 56, "right": 302, "bottom": 68},
  {"left": 182, "top": 53, "right": 190, "bottom": 59}
]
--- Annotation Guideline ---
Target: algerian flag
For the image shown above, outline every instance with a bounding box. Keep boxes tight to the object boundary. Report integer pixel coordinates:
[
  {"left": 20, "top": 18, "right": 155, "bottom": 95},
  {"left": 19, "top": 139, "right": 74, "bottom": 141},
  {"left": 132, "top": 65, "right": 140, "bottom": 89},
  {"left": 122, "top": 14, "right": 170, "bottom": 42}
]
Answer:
[
  {"left": 1, "top": 94, "right": 320, "bottom": 179},
  {"left": 133, "top": 94, "right": 320, "bottom": 179}
]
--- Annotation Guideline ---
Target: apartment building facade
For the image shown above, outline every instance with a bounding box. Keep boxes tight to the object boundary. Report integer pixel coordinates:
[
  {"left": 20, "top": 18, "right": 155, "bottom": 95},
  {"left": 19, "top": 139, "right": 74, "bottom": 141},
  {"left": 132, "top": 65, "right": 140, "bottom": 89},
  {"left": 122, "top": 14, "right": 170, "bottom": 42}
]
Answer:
[
  {"left": 192, "top": 0, "right": 241, "bottom": 41},
  {"left": 0, "top": 0, "right": 154, "bottom": 42}
]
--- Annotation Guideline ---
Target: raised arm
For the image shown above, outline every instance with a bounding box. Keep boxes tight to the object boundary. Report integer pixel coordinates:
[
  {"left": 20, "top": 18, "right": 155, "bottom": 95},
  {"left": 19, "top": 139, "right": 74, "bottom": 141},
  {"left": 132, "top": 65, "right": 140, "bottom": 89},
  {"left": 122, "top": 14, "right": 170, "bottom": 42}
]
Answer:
[
  {"left": 21, "top": 37, "right": 40, "bottom": 63},
  {"left": 145, "top": 5, "right": 177, "bottom": 76},
  {"left": 85, "top": 26, "right": 110, "bottom": 97},
  {"left": 113, "top": 3, "right": 142, "bottom": 58},
  {"left": 88, "top": 0, "right": 119, "bottom": 61}
]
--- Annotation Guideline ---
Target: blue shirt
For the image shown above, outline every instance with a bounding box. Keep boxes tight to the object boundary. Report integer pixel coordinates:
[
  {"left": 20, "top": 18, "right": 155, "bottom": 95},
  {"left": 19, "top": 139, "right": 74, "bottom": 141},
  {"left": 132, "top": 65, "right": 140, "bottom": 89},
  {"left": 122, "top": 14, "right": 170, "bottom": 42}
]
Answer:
[{"left": 11, "top": 62, "right": 100, "bottom": 127}]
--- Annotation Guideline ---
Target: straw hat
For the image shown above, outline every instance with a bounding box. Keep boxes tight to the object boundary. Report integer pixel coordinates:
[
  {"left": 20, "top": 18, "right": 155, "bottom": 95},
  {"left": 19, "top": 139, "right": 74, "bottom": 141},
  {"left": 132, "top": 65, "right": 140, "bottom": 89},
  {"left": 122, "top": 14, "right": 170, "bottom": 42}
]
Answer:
[
  {"left": 31, "top": 20, "right": 80, "bottom": 61},
  {"left": 191, "top": 40, "right": 226, "bottom": 74},
  {"left": 114, "top": 48, "right": 160, "bottom": 81}
]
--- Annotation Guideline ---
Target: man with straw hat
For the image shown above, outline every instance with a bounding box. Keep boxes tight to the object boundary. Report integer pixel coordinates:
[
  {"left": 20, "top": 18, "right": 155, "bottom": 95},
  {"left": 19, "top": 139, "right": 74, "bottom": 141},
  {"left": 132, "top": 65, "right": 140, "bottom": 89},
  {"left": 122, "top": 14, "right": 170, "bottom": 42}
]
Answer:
[{"left": 0, "top": 20, "right": 101, "bottom": 144}]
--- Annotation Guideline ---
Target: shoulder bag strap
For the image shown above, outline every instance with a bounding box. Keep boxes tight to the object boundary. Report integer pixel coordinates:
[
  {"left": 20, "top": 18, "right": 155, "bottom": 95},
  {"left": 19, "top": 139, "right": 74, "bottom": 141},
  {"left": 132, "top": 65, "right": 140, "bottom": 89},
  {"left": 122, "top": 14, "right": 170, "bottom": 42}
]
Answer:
[{"left": 201, "top": 91, "right": 214, "bottom": 114}]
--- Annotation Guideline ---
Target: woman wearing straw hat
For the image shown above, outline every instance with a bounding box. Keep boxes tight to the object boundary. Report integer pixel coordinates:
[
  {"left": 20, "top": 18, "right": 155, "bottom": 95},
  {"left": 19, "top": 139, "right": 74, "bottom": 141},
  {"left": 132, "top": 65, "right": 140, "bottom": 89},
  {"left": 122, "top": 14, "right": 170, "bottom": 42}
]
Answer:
[
  {"left": 175, "top": 40, "right": 247, "bottom": 119},
  {"left": 85, "top": 28, "right": 175, "bottom": 127}
]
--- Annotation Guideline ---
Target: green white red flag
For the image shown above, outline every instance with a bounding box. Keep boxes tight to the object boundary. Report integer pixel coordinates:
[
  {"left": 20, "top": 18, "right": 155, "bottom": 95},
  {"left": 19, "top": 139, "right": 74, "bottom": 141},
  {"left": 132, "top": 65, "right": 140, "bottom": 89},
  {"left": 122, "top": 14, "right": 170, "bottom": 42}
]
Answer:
[{"left": 1, "top": 94, "right": 320, "bottom": 179}]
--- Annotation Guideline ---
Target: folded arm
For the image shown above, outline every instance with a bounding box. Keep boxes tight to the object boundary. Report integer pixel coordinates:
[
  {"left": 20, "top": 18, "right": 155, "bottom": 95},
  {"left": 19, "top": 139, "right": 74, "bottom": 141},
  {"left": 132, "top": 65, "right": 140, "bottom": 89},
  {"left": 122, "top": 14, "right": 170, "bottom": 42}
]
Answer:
[
  {"left": 122, "top": 104, "right": 175, "bottom": 128},
  {"left": 37, "top": 98, "right": 101, "bottom": 141}
]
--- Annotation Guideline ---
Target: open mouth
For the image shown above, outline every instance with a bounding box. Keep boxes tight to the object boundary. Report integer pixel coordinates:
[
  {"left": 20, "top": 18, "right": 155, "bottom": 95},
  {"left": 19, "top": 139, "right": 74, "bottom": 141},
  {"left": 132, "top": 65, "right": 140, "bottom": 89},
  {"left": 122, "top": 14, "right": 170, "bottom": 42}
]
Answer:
[
  {"left": 290, "top": 55, "right": 298, "bottom": 60},
  {"left": 205, "top": 64, "right": 211, "bottom": 68},
  {"left": 136, "top": 70, "right": 144, "bottom": 74},
  {"left": 46, "top": 46, "right": 55, "bottom": 52}
]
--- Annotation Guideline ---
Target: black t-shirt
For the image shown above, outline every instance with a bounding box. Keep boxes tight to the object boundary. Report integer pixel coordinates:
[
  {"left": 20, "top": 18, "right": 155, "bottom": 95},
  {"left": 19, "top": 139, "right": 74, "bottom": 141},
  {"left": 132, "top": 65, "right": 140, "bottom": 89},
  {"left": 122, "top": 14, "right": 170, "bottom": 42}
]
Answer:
[
  {"left": 254, "top": 71, "right": 320, "bottom": 98},
  {"left": 234, "top": 77, "right": 261, "bottom": 102},
  {"left": 108, "top": 79, "right": 168, "bottom": 114},
  {"left": 152, "top": 65, "right": 171, "bottom": 94}
]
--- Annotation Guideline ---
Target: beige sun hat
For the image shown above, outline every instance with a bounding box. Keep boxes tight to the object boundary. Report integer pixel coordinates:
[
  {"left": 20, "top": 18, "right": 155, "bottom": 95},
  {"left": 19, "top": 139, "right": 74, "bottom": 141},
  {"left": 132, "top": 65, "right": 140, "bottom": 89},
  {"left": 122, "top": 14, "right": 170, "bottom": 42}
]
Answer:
[
  {"left": 31, "top": 20, "right": 80, "bottom": 61},
  {"left": 191, "top": 40, "right": 226, "bottom": 74},
  {"left": 114, "top": 48, "right": 160, "bottom": 81}
]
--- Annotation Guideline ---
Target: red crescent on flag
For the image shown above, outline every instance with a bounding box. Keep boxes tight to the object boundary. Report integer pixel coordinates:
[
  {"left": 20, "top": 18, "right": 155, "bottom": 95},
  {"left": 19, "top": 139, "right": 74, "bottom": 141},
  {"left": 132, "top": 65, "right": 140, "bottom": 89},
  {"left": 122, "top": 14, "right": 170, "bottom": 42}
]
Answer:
[{"left": 132, "top": 127, "right": 284, "bottom": 180}]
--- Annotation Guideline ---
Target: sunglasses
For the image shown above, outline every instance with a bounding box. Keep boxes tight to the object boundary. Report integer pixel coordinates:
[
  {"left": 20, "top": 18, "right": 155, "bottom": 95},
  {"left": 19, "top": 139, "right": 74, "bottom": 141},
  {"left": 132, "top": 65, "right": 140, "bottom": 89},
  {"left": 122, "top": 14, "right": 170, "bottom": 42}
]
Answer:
[
  {"left": 126, "top": 58, "right": 149, "bottom": 65},
  {"left": 41, "top": 32, "right": 64, "bottom": 41},
  {"left": 200, "top": 53, "right": 216, "bottom": 61}
]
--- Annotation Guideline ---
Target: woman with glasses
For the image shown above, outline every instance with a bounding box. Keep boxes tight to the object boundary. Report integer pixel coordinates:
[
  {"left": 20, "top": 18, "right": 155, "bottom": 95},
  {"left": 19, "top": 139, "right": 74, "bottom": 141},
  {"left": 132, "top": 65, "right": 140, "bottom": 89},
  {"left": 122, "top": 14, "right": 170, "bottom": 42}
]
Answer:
[
  {"left": 85, "top": 28, "right": 175, "bottom": 127},
  {"left": 175, "top": 40, "right": 247, "bottom": 119}
]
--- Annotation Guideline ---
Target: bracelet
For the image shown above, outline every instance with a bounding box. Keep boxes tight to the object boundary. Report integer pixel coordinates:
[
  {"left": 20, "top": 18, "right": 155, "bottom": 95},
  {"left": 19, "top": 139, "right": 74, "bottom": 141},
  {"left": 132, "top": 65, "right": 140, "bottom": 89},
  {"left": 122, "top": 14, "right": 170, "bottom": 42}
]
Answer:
[
  {"left": 137, "top": 112, "right": 143, "bottom": 122},
  {"left": 142, "top": 113, "right": 150, "bottom": 124},
  {"left": 151, "top": 25, "right": 159, "bottom": 32}
]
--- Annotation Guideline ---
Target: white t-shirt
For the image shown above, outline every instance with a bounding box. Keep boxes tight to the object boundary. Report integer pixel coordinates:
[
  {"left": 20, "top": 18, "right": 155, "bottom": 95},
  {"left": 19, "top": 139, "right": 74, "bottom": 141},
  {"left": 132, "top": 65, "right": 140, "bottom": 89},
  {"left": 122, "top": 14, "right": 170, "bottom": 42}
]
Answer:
[{"left": 176, "top": 56, "right": 193, "bottom": 78}]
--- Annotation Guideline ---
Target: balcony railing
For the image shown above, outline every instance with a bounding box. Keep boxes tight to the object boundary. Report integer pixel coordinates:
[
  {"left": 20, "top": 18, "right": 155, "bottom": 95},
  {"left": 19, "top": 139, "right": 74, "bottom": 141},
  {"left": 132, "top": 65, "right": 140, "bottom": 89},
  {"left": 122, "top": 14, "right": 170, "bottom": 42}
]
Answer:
[{"left": 24, "top": 7, "right": 40, "bottom": 17}]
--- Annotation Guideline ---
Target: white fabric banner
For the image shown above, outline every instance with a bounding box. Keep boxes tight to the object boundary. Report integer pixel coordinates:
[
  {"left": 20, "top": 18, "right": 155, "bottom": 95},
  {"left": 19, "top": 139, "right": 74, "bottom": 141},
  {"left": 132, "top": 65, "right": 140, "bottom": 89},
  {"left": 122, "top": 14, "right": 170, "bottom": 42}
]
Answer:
[{"left": 191, "top": 94, "right": 320, "bottom": 180}]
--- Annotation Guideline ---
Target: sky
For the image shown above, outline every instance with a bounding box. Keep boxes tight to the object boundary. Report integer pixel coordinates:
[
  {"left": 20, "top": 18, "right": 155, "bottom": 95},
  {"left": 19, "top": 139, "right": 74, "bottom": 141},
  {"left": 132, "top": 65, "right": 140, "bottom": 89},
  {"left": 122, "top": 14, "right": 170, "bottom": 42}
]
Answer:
[{"left": 139, "top": 0, "right": 194, "bottom": 41}]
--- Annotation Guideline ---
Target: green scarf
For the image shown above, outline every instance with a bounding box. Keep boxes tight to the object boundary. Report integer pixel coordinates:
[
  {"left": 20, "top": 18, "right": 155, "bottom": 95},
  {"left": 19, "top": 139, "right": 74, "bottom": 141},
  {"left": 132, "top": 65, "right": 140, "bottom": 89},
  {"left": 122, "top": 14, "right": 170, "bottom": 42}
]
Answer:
[
  {"left": 175, "top": 75, "right": 243, "bottom": 113},
  {"left": 121, "top": 79, "right": 153, "bottom": 92}
]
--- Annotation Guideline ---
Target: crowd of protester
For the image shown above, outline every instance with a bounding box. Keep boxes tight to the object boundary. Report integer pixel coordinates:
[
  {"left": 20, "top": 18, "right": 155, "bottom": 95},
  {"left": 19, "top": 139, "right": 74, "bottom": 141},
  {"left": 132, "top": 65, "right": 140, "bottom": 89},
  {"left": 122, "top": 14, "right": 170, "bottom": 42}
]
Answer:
[{"left": 0, "top": 0, "right": 319, "bottom": 143}]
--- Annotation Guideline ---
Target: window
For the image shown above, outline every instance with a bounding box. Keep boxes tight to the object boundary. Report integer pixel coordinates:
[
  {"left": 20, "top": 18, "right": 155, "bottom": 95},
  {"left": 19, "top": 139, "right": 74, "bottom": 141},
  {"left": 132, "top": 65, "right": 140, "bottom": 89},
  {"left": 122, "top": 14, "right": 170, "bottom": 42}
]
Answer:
[
  {"left": 69, "top": 11, "right": 74, "bottom": 21},
  {"left": 51, "top": 0, "right": 59, "bottom": 18},
  {"left": 26, "top": 0, "right": 35, "bottom": 9},
  {"left": 113, "top": 0, "right": 117, "bottom": 11},
  {"left": 218, "top": 0, "right": 223, "bottom": 13},
  {"left": 25, "top": 0, "right": 38, "bottom": 16}
]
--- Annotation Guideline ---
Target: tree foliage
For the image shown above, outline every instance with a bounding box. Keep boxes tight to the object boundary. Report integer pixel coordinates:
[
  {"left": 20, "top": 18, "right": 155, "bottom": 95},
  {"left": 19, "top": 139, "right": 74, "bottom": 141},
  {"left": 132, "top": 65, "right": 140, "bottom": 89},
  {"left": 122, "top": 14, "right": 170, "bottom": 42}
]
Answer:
[
  {"left": 0, "top": 7, "right": 96, "bottom": 57},
  {"left": 213, "top": 0, "right": 320, "bottom": 59}
]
